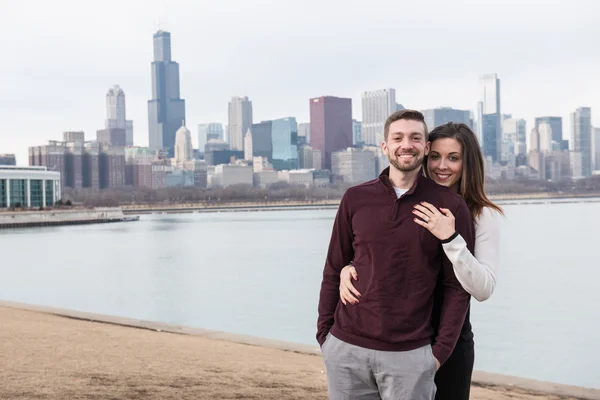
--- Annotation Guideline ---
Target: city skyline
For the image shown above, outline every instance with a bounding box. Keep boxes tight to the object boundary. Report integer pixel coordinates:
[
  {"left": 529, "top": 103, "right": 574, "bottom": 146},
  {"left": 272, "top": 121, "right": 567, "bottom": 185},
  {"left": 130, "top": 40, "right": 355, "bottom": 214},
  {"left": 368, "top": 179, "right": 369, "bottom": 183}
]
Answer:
[{"left": 2, "top": 0, "right": 600, "bottom": 164}]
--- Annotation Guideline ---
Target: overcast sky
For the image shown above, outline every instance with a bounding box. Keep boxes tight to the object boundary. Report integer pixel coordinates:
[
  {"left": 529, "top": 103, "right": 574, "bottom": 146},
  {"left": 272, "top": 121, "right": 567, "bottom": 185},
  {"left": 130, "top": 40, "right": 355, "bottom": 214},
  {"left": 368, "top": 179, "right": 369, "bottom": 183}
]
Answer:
[{"left": 1, "top": 0, "right": 599, "bottom": 164}]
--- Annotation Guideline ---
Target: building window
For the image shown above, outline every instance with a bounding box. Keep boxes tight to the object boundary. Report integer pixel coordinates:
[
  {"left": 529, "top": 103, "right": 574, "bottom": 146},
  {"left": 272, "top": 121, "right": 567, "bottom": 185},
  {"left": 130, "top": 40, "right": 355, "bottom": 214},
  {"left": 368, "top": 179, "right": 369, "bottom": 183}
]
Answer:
[
  {"left": 9, "top": 179, "right": 27, "bottom": 207},
  {"left": 0, "top": 179, "right": 6, "bottom": 208},
  {"left": 54, "top": 180, "right": 60, "bottom": 203},
  {"left": 45, "top": 180, "right": 54, "bottom": 206},
  {"left": 30, "top": 180, "right": 43, "bottom": 208}
]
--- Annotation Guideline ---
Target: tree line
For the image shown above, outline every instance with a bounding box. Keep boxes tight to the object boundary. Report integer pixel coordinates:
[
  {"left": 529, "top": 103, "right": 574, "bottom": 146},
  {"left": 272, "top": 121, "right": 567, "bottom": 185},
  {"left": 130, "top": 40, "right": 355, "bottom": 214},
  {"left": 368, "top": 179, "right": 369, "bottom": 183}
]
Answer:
[{"left": 58, "top": 176, "right": 600, "bottom": 207}]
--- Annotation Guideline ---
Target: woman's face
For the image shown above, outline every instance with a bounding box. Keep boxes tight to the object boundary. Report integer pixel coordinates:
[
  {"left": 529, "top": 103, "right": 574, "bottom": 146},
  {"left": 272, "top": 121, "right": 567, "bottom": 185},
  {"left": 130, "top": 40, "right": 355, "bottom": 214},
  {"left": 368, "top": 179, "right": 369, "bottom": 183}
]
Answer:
[{"left": 427, "top": 137, "right": 463, "bottom": 189}]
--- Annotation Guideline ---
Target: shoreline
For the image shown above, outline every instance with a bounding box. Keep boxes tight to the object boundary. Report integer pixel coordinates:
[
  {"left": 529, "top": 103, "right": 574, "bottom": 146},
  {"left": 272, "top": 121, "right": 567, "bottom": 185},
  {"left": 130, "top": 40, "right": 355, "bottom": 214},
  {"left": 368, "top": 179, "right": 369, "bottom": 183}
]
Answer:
[
  {"left": 120, "top": 193, "right": 600, "bottom": 215},
  {"left": 1, "top": 300, "right": 598, "bottom": 399},
  {"left": 0, "top": 207, "right": 138, "bottom": 229}
]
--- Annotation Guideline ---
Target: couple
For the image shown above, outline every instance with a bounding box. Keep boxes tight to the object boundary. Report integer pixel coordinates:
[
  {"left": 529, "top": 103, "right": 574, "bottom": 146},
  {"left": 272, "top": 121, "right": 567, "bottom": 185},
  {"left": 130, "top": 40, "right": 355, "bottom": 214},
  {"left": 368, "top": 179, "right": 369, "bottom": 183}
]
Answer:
[{"left": 317, "top": 109, "right": 503, "bottom": 400}]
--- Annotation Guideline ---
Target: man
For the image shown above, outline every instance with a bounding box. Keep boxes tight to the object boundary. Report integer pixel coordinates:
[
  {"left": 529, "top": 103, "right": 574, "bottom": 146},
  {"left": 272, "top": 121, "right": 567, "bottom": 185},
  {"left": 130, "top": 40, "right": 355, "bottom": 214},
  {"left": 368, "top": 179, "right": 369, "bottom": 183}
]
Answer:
[{"left": 317, "top": 110, "right": 474, "bottom": 399}]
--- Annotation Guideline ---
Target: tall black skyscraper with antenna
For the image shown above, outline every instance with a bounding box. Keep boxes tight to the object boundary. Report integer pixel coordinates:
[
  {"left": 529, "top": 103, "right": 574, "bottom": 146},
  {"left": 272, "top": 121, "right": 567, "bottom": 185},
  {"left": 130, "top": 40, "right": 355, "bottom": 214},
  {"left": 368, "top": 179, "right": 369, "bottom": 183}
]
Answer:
[{"left": 148, "top": 30, "right": 186, "bottom": 157}]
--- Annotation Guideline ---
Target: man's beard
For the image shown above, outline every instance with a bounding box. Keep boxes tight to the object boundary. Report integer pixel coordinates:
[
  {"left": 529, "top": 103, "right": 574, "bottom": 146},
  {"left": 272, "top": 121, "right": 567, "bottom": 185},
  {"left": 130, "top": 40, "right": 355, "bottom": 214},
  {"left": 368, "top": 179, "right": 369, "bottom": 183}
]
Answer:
[{"left": 387, "top": 151, "right": 424, "bottom": 172}]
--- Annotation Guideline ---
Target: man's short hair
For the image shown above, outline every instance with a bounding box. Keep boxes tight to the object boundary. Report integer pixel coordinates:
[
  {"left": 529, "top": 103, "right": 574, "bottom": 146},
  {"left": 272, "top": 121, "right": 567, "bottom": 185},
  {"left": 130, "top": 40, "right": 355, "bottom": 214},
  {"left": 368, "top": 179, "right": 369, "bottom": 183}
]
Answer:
[{"left": 383, "top": 109, "right": 428, "bottom": 141}]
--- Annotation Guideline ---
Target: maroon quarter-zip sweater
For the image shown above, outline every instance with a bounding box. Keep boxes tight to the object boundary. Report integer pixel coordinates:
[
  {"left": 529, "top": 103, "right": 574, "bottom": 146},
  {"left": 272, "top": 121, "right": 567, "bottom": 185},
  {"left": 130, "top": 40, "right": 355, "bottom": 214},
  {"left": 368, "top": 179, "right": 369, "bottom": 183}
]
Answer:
[{"left": 317, "top": 168, "right": 474, "bottom": 365}]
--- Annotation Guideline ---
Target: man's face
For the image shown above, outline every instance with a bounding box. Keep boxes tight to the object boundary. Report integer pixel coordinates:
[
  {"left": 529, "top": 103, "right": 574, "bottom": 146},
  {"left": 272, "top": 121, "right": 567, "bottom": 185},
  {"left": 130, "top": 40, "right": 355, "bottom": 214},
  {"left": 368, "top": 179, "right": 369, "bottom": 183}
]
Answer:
[{"left": 382, "top": 119, "right": 429, "bottom": 172}]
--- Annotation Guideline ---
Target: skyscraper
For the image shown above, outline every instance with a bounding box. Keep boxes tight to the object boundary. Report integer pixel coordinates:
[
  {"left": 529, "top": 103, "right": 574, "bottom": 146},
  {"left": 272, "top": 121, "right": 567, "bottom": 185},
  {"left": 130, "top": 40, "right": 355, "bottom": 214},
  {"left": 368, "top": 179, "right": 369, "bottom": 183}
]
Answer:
[
  {"left": 198, "top": 123, "right": 224, "bottom": 154},
  {"left": 535, "top": 116, "right": 566, "bottom": 150},
  {"left": 310, "top": 96, "right": 353, "bottom": 170},
  {"left": 298, "top": 123, "right": 310, "bottom": 145},
  {"left": 593, "top": 127, "right": 600, "bottom": 172},
  {"left": 502, "top": 118, "right": 527, "bottom": 160},
  {"left": 538, "top": 122, "right": 553, "bottom": 153},
  {"left": 421, "top": 107, "right": 472, "bottom": 131},
  {"left": 228, "top": 96, "right": 253, "bottom": 151},
  {"left": 250, "top": 121, "right": 273, "bottom": 160},
  {"left": 352, "top": 120, "right": 362, "bottom": 146},
  {"left": 147, "top": 30, "right": 186, "bottom": 157},
  {"left": 244, "top": 130, "right": 253, "bottom": 161},
  {"left": 529, "top": 128, "right": 540, "bottom": 152},
  {"left": 106, "top": 85, "right": 125, "bottom": 126},
  {"left": 477, "top": 74, "right": 501, "bottom": 162},
  {"left": 570, "top": 107, "right": 593, "bottom": 177},
  {"left": 361, "top": 88, "right": 397, "bottom": 145},
  {"left": 271, "top": 117, "right": 298, "bottom": 170},
  {"left": 502, "top": 118, "right": 527, "bottom": 144},
  {"left": 174, "top": 123, "right": 193, "bottom": 166},
  {"left": 106, "top": 85, "right": 133, "bottom": 145}
]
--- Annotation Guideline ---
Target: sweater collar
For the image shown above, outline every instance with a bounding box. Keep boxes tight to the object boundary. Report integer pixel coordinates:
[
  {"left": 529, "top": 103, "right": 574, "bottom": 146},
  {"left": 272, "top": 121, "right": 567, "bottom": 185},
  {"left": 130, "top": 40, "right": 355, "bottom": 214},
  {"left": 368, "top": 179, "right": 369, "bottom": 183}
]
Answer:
[{"left": 378, "top": 167, "right": 426, "bottom": 196}]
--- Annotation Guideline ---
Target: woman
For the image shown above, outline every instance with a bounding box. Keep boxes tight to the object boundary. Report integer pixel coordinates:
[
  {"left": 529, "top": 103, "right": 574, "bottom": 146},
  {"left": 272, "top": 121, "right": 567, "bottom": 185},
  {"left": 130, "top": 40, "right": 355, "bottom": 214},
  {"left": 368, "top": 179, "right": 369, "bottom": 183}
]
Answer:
[{"left": 338, "top": 122, "right": 503, "bottom": 400}]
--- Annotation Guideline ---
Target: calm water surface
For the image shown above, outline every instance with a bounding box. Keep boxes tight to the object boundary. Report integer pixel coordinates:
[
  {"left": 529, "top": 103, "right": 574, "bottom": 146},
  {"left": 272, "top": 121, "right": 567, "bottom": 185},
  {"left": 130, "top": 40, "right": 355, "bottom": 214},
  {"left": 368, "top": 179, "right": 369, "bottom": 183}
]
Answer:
[{"left": 0, "top": 201, "right": 598, "bottom": 389}]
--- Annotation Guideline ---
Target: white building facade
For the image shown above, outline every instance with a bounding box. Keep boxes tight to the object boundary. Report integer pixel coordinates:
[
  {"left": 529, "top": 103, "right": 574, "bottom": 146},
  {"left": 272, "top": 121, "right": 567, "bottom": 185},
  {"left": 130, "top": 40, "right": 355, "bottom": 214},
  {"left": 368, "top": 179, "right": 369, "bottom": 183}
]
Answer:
[{"left": 0, "top": 166, "right": 61, "bottom": 208}]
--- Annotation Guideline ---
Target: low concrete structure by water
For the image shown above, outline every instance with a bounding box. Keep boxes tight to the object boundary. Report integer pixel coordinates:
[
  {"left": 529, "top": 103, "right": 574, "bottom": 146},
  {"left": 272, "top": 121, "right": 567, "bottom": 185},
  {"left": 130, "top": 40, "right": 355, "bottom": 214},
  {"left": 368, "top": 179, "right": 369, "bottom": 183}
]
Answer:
[{"left": 0, "top": 207, "right": 136, "bottom": 229}]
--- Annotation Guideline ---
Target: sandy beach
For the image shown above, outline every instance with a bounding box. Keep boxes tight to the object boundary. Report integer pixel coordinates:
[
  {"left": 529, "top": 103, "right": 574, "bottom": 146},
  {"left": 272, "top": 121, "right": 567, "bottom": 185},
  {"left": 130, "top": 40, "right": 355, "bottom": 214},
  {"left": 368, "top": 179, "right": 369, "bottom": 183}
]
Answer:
[{"left": 0, "top": 306, "right": 588, "bottom": 400}]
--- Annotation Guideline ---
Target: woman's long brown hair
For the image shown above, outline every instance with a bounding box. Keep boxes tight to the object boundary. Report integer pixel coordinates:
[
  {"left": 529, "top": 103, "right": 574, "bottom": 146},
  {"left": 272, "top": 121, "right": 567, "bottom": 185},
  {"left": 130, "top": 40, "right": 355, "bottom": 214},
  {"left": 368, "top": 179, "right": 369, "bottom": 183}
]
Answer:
[{"left": 424, "top": 122, "right": 503, "bottom": 219}]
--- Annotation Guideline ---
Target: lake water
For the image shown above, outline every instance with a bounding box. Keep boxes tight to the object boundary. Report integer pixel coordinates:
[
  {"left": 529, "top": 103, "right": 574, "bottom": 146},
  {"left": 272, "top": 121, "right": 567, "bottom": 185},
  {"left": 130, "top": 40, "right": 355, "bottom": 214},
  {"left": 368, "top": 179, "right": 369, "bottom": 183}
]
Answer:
[{"left": 0, "top": 200, "right": 598, "bottom": 390}]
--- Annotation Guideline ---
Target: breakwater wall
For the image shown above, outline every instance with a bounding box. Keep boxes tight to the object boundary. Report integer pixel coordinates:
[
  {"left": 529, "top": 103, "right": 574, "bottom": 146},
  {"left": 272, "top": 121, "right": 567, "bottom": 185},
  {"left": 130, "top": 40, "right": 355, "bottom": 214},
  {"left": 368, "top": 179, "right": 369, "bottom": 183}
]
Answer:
[{"left": 0, "top": 207, "right": 127, "bottom": 229}]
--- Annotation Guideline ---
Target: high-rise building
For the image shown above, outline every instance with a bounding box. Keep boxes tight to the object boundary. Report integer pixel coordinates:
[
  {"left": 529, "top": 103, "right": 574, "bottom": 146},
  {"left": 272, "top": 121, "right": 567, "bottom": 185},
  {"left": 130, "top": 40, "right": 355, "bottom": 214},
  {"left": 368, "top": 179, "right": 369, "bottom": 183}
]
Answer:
[
  {"left": 198, "top": 123, "right": 224, "bottom": 154},
  {"left": 593, "top": 127, "right": 600, "bottom": 172},
  {"left": 250, "top": 120, "right": 273, "bottom": 160},
  {"left": 298, "top": 123, "right": 310, "bottom": 145},
  {"left": 125, "top": 147, "right": 155, "bottom": 188},
  {"left": 174, "top": 123, "right": 193, "bottom": 166},
  {"left": 82, "top": 141, "right": 101, "bottom": 190},
  {"left": 529, "top": 128, "right": 540, "bottom": 152},
  {"left": 204, "top": 140, "right": 243, "bottom": 166},
  {"left": 477, "top": 74, "right": 501, "bottom": 162},
  {"left": 126, "top": 121, "right": 133, "bottom": 146},
  {"left": 147, "top": 31, "right": 186, "bottom": 157},
  {"left": 228, "top": 96, "right": 253, "bottom": 151},
  {"left": 310, "top": 96, "right": 353, "bottom": 170},
  {"left": 422, "top": 108, "right": 472, "bottom": 131},
  {"left": 352, "top": 120, "right": 362, "bottom": 146},
  {"left": 244, "top": 129, "right": 253, "bottom": 161},
  {"left": 271, "top": 117, "right": 298, "bottom": 170},
  {"left": 298, "top": 144, "right": 314, "bottom": 169},
  {"left": 29, "top": 141, "right": 125, "bottom": 190},
  {"left": 0, "top": 154, "right": 17, "bottom": 166},
  {"left": 97, "top": 128, "right": 126, "bottom": 147},
  {"left": 570, "top": 151, "right": 584, "bottom": 179},
  {"left": 527, "top": 128, "right": 543, "bottom": 178},
  {"left": 63, "top": 131, "right": 85, "bottom": 143},
  {"left": 503, "top": 118, "right": 527, "bottom": 144},
  {"left": 99, "top": 147, "right": 126, "bottom": 189},
  {"left": 502, "top": 118, "right": 527, "bottom": 161},
  {"left": 29, "top": 142, "right": 67, "bottom": 189},
  {"left": 106, "top": 85, "right": 134, "bottom": 146},
  {"left": 361, "top": 88, "right": 396, "bottom": 145},
  {"left": 570, "top": 107, "right": 593, "bottom": 177},
  {"left": 535, "top": 117, "right": 566, "bottom": 150},
  {"left": 538, "top": 122, "right": 553, "bottom": 153}
]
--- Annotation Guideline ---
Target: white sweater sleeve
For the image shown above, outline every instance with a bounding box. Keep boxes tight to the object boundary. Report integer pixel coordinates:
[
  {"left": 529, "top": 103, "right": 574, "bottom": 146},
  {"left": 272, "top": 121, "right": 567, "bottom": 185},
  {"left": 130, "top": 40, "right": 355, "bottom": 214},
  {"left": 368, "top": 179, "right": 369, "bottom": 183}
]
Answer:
[{"left": 441, "top": 207, "right": 501, "bottom": 302}]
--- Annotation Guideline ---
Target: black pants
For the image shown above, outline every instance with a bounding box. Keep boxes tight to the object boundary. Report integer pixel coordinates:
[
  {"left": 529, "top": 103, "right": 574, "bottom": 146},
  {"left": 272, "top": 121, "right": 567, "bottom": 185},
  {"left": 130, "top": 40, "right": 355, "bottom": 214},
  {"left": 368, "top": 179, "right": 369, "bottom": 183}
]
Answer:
[{"left": 434, "top": 338, "right": 475, "bottom": 400}]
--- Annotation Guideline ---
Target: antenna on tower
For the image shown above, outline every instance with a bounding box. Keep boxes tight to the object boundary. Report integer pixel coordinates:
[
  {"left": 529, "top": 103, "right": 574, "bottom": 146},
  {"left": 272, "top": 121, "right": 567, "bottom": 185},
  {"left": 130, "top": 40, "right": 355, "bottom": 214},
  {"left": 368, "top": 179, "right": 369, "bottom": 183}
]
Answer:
[
  {"left": 158, "top": 0, "right": 169, "bottom": 31},
  {"left": 153, "top": 0, "right": 166, "bottom": 32}
]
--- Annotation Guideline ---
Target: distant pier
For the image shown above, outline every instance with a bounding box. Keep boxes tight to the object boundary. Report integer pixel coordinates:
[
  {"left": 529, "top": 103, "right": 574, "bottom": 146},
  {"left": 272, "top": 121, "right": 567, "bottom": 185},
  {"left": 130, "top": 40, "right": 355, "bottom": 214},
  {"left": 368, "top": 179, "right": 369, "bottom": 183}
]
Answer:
[{"left": 0, "top": 207, "right": 138, "bottom": 229}]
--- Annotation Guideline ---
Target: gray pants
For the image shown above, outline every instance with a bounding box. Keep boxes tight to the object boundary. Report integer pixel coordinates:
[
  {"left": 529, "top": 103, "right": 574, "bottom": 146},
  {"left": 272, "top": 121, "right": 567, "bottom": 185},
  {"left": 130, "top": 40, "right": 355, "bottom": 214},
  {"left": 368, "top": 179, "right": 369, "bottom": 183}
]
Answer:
[{"left": 321, "top": 333, "right": 437, "bottom": 400}]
